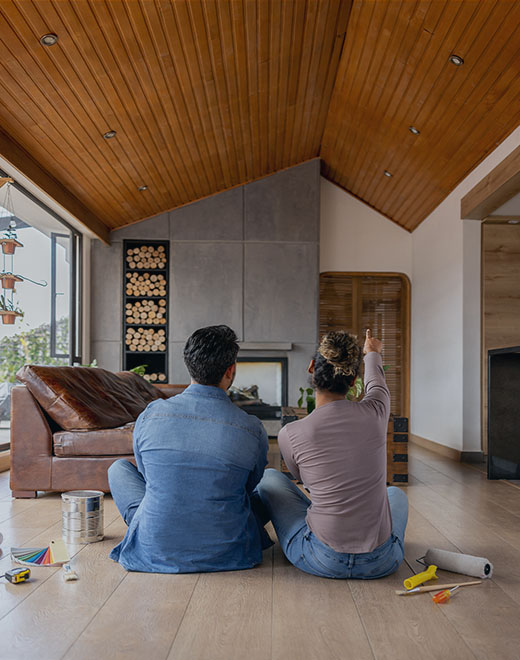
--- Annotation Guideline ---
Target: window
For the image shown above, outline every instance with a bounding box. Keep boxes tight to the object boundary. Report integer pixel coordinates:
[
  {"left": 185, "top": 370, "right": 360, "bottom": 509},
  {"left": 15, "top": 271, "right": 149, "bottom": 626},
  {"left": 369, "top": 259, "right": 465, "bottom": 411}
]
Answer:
[
  {"left": 320, "top": 272, "right": 410, "bottom": 417},
  {"left": 0, "top": 175, "right": 82, "bottom": 447}
]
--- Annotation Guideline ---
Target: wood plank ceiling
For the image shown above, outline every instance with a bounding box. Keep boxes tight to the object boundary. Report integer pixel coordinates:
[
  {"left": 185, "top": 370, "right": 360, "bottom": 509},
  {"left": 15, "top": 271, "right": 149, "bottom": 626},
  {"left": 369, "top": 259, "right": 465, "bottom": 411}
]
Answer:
[{"left": 0, "top": 0, "right": 519, "bottom": 241}]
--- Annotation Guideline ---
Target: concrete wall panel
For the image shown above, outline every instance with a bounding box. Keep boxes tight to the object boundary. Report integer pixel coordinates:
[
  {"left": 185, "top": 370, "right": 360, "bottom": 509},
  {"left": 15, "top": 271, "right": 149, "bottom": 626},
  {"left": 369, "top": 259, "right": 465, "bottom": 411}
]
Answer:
[
  {"left": 170, "top": 242, "right": 243, "bottom": 341},
  {"left": 244, "top": 243, "right": 318, "bottom": 343},
  {"left": 170, "top": 188, "right": 243, "bottom": 241},
  {"left": 245, "top": 160, "right": 319, "bottom": 242}
]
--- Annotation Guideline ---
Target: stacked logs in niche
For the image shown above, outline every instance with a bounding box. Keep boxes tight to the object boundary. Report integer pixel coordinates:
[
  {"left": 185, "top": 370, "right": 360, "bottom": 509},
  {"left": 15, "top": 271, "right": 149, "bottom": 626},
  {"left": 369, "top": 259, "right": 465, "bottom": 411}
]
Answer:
[
  {"left": 125, "top": 327, "right": 166, "bottom": 352},
  {"left": 125, "top": 299, "right": 166, "bottom": 325},
  {"left": 125, "top": 272, "right": 166, "bottom": 297},
  {"left": 126, "top": 245, "right": 166, "bottom": 270},
  {"left": 143, "top": 372, "right": 167, "bottom": 383}
]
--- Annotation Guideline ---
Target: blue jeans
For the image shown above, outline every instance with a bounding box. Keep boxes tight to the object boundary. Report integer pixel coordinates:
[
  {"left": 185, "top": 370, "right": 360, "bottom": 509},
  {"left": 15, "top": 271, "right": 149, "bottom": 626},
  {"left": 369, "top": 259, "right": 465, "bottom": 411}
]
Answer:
[
  {"left": 108, "top": 459, "right": 273, "bottom": 549},
  {"left": 255, "top": 468, "right": 408, "bottom": 579}
]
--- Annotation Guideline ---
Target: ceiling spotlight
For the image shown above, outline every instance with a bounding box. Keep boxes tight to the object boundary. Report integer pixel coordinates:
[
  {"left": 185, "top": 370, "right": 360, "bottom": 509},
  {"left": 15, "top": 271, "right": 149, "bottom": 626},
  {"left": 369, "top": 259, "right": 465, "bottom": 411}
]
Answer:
[
  {"left": 508, "top": 220, "right": 520, "bottom": 224},
  {"left": 409, "top": 126, "right": 420, "bottom": 135},
  {"left": 449, "top": 54, "right": 464, "bottom": 66},
  {"left": 138, "top": 185, "right": 148, "bottom": 191},
  {"left": 384, "top": 170, "right": 393, "bottom": 178},
  {"left": 103, "top": 130, "right": 117, "bottom": 139},
  {"left": 40, "top": 33, "right": 59, "bottom": 46}
]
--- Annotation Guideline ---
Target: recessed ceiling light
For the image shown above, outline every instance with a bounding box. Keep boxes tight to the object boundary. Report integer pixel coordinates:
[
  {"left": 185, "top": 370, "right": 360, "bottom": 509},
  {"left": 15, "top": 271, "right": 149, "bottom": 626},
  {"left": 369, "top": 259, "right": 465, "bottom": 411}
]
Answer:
[
  {"left": 409, "top": 126, "right": 420, "bottom": 135},
  {"left": 103, "top": 130, "right": 117, "bottom": 139},
  {"left": 449, "top": 54, "right": 464, "bottom": 66},
  {"left": 508, "top": 220, "right": 520, "bottom": 224},
  {"left": 384, "top": 170, "right": 393, "bottom": 178},
  {"left": 40, "top": 33, "right": 59, "bottom": 46},
  {"left": 138, "top": 185, "right": 148, "bottom": 191}
]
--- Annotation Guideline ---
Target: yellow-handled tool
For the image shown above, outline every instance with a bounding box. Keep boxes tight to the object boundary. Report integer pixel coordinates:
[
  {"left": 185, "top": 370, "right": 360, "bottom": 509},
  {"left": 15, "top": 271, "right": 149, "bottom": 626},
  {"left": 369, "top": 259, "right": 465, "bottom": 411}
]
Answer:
[{"left": 403, "top": 564, "right": 438, "bottom": 590}]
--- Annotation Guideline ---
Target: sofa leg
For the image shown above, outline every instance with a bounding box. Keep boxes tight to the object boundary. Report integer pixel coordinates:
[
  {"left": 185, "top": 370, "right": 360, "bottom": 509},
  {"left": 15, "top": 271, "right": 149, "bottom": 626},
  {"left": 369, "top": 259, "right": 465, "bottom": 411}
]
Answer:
[{"left": 11, "top": 490, "right": 38, "bottom": 498}]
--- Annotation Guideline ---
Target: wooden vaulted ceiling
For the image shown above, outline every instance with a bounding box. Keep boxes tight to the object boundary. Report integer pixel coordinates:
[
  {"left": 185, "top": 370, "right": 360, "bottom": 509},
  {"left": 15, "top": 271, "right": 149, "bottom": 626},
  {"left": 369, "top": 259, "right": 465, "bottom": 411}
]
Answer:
[{"left": 0, "top": 1, "right": 520, "bottom": 242}]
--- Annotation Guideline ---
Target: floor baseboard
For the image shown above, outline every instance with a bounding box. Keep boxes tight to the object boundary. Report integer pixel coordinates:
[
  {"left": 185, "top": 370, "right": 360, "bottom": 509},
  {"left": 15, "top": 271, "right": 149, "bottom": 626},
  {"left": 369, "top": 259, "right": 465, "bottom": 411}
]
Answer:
[{"left": 409, "top": 434, "right": 461, "bottom": 461}]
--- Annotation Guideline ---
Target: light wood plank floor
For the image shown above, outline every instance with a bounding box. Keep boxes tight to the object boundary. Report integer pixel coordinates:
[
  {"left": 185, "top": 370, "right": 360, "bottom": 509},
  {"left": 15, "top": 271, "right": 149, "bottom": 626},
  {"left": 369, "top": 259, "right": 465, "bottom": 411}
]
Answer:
[{"left": 0, "top": 444, "right": 519, "bottom": 660}]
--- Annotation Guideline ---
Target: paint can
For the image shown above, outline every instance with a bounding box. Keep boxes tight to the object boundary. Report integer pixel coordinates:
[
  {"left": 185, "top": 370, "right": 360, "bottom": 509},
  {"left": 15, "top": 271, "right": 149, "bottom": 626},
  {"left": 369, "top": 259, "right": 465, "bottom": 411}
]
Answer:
[{"left": 61, "top": 490, "right": 104, "bottom": 543}]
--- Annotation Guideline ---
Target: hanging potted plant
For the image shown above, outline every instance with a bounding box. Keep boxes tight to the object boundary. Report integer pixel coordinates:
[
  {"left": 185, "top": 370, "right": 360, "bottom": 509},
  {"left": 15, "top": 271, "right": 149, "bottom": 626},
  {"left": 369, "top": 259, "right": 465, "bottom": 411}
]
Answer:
[
  {"left": 0, "top": 294, "right": 23, "bottom": 324},
  {"left": 0, "top": 272, "right": 23, "bottom": 290},
  {"left": 0, "top": 237, "right": 23, "bottom": 255}
]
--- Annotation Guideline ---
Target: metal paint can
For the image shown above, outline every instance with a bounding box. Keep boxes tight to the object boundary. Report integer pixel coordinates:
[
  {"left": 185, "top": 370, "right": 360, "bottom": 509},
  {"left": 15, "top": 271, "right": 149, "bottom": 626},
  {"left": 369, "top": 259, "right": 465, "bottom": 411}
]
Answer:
[{"left": 61, "top": 490, "right": 104, "bottom": 543}]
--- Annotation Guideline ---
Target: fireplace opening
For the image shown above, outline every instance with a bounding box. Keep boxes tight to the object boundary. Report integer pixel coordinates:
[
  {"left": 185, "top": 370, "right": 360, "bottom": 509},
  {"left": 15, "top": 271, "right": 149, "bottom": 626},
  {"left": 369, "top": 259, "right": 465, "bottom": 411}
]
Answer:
[
  {"left": 229, "top": 357, "right": 288, "bottom": 436},
  {"left": 488, "top": 346, "right": 520, "bottom": 479}
]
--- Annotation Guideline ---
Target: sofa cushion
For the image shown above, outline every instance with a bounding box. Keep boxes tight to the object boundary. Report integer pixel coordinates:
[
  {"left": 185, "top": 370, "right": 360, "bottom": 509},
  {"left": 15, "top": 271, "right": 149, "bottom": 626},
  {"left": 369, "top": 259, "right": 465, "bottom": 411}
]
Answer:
[
  {"left": 53, "top": 422, "right": 134, "bottom": 457},
  {"left": 16, "top": 365, "right": 164, "bottom": 431}
]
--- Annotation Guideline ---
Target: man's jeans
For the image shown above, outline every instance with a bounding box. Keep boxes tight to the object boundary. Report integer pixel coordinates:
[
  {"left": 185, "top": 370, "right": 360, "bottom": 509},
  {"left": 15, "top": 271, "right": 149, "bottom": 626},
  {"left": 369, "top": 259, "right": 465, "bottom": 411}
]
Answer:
[
  {"left": 108, "top": 459, "right": 273, "bottom": 549},
  {"left": 255, "top": 468, "right": 408, "bottom": 579}
]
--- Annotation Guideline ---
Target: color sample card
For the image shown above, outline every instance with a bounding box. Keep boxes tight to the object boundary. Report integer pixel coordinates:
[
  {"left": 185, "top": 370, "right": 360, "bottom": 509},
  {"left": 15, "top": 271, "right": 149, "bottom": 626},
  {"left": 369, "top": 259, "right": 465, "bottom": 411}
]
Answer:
[{"left": 11, "top": 540, "right": 70, "bottom": 567}]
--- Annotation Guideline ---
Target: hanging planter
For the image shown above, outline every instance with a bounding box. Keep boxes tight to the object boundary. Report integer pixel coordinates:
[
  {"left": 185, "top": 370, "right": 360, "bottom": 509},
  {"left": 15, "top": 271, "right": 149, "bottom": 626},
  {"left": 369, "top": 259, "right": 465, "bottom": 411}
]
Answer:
[
  {"left": 0, "top": 309, "right": 22, "bottom": 325},
  {"left": 0, "top": 272, "right": 23, "bottom": 289},
  {"left": 0, "top": 237, "right": 23, "bottom": 255}
]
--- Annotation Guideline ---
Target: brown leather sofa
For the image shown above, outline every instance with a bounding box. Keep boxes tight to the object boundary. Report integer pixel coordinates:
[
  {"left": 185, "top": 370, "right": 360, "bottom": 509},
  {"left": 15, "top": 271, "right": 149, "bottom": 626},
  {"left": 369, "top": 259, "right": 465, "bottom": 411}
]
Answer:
[{"left": 10, "top": 365, "right": 187, "bottom": 498}]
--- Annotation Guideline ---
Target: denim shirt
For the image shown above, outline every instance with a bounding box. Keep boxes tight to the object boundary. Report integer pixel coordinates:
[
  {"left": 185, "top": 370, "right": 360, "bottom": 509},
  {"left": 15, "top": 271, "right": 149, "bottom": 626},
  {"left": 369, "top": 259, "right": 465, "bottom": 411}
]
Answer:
[{"left": 109, "top": 384, "right": 269, "bottom": 573}]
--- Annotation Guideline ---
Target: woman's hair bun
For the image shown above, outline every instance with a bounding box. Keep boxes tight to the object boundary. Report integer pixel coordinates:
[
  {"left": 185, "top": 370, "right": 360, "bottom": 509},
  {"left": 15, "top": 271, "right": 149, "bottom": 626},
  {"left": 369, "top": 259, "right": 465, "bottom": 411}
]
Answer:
[{"left": 318, "top": 331, "right": 362, "bottom": 378}]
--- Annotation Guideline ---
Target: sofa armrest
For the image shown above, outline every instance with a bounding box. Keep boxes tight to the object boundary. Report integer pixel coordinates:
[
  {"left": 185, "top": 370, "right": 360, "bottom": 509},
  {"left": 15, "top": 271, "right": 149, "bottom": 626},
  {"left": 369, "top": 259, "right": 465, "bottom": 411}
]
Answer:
[
  {"left": 10, "top": 385, "right": 53, "bottom": 492},
  {"left": 154, "top": 384, "right": 188, "bottom": 398}
]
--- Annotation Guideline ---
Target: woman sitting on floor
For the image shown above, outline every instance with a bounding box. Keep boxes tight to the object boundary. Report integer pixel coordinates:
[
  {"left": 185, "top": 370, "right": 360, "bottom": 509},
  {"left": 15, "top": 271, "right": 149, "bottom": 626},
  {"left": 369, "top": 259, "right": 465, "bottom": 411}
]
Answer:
[{"left": 256, "top": 329, "right": 408, "bottom": 579}]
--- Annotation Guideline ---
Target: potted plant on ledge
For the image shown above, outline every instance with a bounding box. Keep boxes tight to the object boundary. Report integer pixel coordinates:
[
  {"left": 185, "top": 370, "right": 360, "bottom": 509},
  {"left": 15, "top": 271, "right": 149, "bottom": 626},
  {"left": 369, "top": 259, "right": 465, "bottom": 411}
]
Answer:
[{"left": 0, "top": 294, "right": 23, "bottom": 325}]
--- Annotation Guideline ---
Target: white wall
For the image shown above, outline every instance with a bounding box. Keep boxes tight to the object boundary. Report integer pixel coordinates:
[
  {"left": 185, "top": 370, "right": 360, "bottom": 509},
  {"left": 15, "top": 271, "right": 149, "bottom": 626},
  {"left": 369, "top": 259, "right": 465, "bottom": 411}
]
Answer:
[
  {"left": 320, "top": 179, "right": 412, "bottom": 276},
  {"left": 411, "top": 126, "right": 520, "bottom": 452}
]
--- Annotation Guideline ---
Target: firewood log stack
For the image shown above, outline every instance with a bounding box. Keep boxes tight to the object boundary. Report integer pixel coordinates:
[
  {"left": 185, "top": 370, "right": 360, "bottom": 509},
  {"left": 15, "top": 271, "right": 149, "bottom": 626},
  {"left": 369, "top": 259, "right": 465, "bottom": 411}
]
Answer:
[
  {"left": 124, "top": 300, "right": 167, "bottom": 325},
  {"left": 126, "top": 245, "right": 166, "bottom": 270},
  {"left": 125, "top": 327, "right": 166, "bottom": 352},
  {"left": 125, "top": 272, "right": 167, "bottom": 297}
]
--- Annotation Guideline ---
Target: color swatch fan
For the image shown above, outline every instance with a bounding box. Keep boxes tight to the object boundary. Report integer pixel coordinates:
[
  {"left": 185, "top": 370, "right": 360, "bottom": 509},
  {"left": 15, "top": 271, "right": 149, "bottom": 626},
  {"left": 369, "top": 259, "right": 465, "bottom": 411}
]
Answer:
[{"left": 11, "top": 539, "right": 70, "bottom": 567}]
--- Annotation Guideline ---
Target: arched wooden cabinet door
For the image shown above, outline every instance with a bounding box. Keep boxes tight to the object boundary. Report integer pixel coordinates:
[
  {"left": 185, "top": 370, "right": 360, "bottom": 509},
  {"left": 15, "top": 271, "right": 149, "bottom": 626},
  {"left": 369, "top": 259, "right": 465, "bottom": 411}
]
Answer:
[{"left": 319, "top": 272, "right": 410, "bottom": 419}]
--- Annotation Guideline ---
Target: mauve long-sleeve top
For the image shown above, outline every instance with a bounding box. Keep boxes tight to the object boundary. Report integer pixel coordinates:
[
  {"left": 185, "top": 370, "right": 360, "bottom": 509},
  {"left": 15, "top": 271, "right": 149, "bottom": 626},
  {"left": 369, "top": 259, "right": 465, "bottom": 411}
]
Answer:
[{"left": 278, "top": 352, "right": 392, "bottom": 554}]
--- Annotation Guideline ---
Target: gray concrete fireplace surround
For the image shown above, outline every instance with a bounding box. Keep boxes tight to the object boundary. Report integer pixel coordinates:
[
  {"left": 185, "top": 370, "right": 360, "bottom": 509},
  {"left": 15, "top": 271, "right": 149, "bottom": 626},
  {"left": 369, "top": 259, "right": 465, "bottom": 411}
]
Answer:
[{"left": 90, "top": 159, "right": 320, "bottom": 406}]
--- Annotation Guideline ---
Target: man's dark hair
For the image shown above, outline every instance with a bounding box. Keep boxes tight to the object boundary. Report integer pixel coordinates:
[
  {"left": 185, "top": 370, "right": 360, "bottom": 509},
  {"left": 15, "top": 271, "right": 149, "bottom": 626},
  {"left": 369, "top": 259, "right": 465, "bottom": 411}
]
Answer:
[{"left": 183, "top": 325, "right": 239, "bottom": 386}]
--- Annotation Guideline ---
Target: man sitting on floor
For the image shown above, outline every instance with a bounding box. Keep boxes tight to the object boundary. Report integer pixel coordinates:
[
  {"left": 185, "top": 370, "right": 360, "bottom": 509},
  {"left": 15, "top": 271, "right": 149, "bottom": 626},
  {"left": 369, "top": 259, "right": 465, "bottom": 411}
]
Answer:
[{"left": 109, "top": 325, "right": 272, "bottom": 573}]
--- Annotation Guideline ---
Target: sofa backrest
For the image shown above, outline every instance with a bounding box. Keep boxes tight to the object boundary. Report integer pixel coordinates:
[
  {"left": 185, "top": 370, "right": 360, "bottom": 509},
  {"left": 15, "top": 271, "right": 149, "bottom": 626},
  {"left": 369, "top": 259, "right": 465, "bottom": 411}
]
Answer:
[{"left": 16, "top": 365, "right": 167, "bottom": 431}]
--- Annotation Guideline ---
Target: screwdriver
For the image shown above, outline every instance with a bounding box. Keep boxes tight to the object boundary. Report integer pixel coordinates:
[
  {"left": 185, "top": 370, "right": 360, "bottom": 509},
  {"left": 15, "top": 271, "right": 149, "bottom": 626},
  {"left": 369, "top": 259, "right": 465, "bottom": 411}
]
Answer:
[{"left": 432, "top": 585, "right": 459, "bottom": 604}]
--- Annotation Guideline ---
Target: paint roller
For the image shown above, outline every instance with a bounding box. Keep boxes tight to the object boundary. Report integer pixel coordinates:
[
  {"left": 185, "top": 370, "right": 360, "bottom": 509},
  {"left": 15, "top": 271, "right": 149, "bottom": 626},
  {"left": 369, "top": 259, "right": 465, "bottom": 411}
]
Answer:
[{"left": 421, "top": 548, "right": 493, "bottom": 579}]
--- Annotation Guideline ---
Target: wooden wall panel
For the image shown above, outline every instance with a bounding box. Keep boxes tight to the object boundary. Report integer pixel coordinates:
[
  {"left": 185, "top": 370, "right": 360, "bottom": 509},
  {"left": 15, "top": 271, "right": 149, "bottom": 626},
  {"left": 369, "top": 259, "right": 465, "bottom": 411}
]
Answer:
[
  {"left": 320, "top": 272, "right": 410, "bottom": 418},
  {"left": 482, "top": 224, "right": 520, "bottom": 451}
]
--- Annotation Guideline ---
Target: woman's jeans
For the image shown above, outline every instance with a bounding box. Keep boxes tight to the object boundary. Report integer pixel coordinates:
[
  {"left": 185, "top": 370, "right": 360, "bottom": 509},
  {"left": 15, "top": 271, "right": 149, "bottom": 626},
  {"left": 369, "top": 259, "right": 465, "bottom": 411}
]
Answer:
[{"left": 255, "top": 468, "right": 408, "bottom": 579}]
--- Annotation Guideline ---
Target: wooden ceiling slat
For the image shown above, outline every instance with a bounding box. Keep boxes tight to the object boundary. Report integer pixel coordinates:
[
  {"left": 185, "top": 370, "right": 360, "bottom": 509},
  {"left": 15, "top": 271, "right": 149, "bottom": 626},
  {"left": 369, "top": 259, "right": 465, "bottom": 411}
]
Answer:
[
  {"left": 330, "top": 0, "right": 439, "bottom": 196},
  {"left": 331, "top": 0, "right": 393, "bottom": 188},
  {"left": 104, "top": 1, "right": 191, "bottom": 203},
  {"left": 287, "top": 0, "right": 320, "bottom": 166},
  {"left": 13, "top": 0, "right": 158, "bottom": 218},
  {"left": 1, "top": 1, "right": 519, "bottom": 234},
  {"left": 347, "top": 1, "right": 446, "bottom": 200},
  {"left": 158, "top": 1, "right": 220, "bottom": 194},
  {"left": 369, "top": 0, "right": 496, "bottom": 213},
  {"left": 187, "top": 0, "right": 238, "bottom": 188},
  {"left": 51, "top": 0, "right": 179, "bottom": 217},
  {"left": 274, "top": 0, "right": 294, "bottom": 173},
  {"left": 304, "top": 1, "right": 352, "bottom": 161},
  {"left": 124, "top": 0, "right": 202, "bottom": 199},
  {"left": 244, "top": 1, "right": 261, "bottom": 177},
  {"left": 0, "top": 2, "right": 138, "bottom": 224},
  {"left": 139, "top": 1, "right": 212, "bottom": 195},
  {"left": 386, "top": 2, "right": 520, "bottom": 226},
  {"left": 267, "top": 0, "right": 282, "bottom": 173}
]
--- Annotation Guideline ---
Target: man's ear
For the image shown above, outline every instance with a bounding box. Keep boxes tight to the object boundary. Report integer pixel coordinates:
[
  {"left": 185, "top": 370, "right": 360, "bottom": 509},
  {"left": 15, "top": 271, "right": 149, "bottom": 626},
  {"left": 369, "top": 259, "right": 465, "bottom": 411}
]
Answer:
[
  {"left": 226, "top": 363, "right": 236, "bottom": 380},
  {"left": 307, "top": 359, "right": 315, "bottom": 374}
]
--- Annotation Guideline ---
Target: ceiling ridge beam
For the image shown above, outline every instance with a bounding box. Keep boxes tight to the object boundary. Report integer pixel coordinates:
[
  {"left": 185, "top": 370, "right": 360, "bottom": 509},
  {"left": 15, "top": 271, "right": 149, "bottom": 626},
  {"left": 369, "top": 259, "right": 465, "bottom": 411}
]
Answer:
[{"left": 0, "top": 128, "right": 110, "bottom": 244}]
